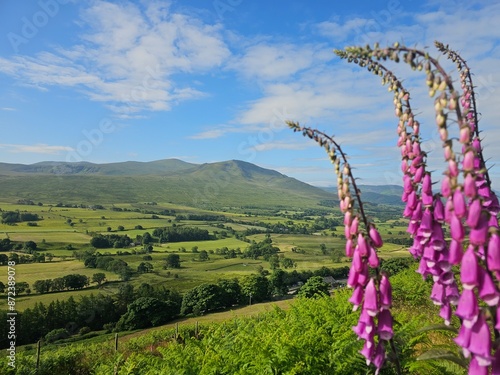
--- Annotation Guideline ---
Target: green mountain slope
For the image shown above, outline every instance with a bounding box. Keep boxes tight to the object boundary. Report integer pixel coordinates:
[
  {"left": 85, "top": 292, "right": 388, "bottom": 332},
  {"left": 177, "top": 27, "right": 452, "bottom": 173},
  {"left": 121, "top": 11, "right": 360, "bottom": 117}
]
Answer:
[
  {"left": 321, "top": 184, "right": 403, "bottom": 206},
  {"left": 0, "top": 159, "right": 334, "bottom": 210}
]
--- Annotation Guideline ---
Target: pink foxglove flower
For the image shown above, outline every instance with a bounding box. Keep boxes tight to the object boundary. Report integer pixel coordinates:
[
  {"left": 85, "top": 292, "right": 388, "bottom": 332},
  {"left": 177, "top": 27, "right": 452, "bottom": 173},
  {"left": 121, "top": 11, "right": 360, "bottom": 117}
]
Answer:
[
  {"left": 455, "top": 289, "right": 479, "bottom": 328},
  {"left": 369, "top": 226, "right": 383, "bottom": 248},
  {"left": 478, "top": 270, "right": 499, "bottom": 306},
  {"left": 363, "top": 279, "right": 379, "bottom": 317},
  {"left": 377, "top": 309, "right": 393, "bottom": 340},
  {"left": 469, "top": 314, "right": 493, "bottom": 367},
  {"left": 379, "top": 274, "right": 392, "bottom": 310},
  {"left": 452, "top": 188, "right": 466, "bottom": 218},
  {"left": 461, "top": 246, "right": 479, "bottom": 290}
]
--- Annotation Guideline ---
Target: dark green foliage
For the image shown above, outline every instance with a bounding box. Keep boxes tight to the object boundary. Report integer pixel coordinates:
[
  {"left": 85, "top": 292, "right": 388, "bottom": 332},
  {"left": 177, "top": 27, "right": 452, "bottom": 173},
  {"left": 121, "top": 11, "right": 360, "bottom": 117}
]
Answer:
[
  {"left": 0, "top": 238, "right": 12, "bottom": 251},
  {"left": 164, "top": 253, "right": 181, "bottom": 269},
  {"left": 270, "top": 269, "right": 288, "bottom": 296},
  {"left": 44, "top": 328, "right": 69, "bottom": 343},
  {"left": 380, "top": 257, "right": 416, "bottom": 276},
  {"left": 91, "top": 272, "right": 106, "bottom": 287},
  {"left": 116, "top": 297, "right": 179, "bottom": 331},
  {"left": 240, "top": 274, "right": 272, "bottom": 303},
  {"left": 217, "top": 278, "right": 242, "bottom": 307},
  {"left": 1, "top": 211, "right": 40, "bottom": 224},
  {"left": 152, "top": 226, "right": 210, "bottom": 243},
  {"left": 243, "top": 235, "right": 280, "bottom": 260},
  {"left": 23, "top": 240, "right": 37, "bottom": 252},
  {"left": 297, "top": 276, "right": 330, "bottom": 298},
  {"left": 198, "top": 250, "right": 209, "bottom": 261},
  {"left": 90, "top": 234, "right": 131, "bottom": 248},
  {"left": 137, "top": 262, "right": 153, "bottom": 273},
  {"left": 62, "top": 274, "right": 89, "bottom": 290},
  {"left": 181, "top": 283, "right": 225, "bottom": 315}
]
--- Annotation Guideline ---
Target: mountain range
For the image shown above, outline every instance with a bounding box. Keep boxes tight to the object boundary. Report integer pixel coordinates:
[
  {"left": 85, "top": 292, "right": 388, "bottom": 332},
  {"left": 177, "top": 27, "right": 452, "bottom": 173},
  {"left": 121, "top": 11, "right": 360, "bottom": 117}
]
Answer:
[
  {"left": 0, "top": 159, "right": 403, "bottom": 210},
  {"left": 0, "top": 159, "right": 335, "bottom": 210}
]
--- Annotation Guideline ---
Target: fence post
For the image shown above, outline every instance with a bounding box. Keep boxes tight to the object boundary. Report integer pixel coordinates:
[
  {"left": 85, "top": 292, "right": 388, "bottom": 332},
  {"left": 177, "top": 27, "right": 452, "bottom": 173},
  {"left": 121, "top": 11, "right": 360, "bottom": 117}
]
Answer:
[
  {"left": 36, "top": 340, "right": 41, "bottom": 372},
  {"left": 115, "top": 333, "right": 119, "bottom": 352}
]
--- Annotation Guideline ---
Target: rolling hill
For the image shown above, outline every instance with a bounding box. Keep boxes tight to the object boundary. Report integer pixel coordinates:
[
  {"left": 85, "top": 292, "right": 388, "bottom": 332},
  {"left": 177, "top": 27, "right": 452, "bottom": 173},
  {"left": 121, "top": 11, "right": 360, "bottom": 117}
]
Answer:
[{"left": 0, "top": 159, "right": 335, "bottom": 210}]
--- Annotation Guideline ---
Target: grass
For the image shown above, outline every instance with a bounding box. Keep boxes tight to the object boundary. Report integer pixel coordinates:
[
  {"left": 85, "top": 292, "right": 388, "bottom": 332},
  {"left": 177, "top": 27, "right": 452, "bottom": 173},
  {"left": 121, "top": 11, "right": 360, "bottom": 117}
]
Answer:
[{"left": 0, "top": 200, "right": 412, "bottom": 311}]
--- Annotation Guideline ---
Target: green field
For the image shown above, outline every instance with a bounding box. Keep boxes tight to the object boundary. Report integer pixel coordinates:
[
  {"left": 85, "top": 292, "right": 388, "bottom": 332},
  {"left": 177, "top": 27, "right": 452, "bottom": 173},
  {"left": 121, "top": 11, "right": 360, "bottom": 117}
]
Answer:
[{"left": 0, "top": 197, "right": 411, "bottom": 312}]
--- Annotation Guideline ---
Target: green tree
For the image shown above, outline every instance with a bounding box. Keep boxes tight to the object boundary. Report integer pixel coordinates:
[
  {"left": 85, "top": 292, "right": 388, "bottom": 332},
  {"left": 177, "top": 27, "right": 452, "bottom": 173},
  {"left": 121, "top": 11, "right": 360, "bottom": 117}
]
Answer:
[
  {"left": 281, "top": 257, "right": 295, "bottom": 269},
  {"left": 23, "top": 240, "right": 37, "bottom": 253},
  {"left": 0, "top": 254, "right": 8, "bottom": 265},
  {"left": 217, "top": 279, "right": 242, "bottom": 307},
  {"left": 180, "top": 283, "right": 224, "bottom": 316},
  {"left": 320, "top": 243, "right": 328, "bottom": 255},
  {"left": 164, "top": 254, "right": 181, "bottom": 269},
  {"left": 137, "top": 262, "right": 154, "bottom": 273},
  {"left": 33, "top": 279, "right": 52, "bottom": 294},
  {"left": 270, "top": 269, "right": 288, "bottom": 296},
  {"left": 91, "top": 273, "right": 106, "bottom": 287},
  {"left": 62, "top": 274, "right": 89, "bottom": 290},
  {"left": 269, "top": 254, "right": 280, "bottom": 269},
  {"left": 199, "top": 250, "right": 209, "bottom": 261},
  {"left": 297, "top": 276, "right": 330, "bottom": 298},
  {"left": 240, "top": 274, "right": 271, "bottom": 304},
  {"left": 116, "top": 297, "right": 179, "bottom": 331}
]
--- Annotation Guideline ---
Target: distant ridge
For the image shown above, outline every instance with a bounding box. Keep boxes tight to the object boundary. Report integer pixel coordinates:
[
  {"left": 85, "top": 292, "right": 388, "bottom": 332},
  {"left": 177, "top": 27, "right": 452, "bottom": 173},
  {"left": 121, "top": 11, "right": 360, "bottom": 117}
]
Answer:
[
  {"left": 321, "top": 184, "right": 403, "bottom": 206},
  {"left": 0, "top": 159, "right": 335, "bottom": 210},
  {"left": 0, "top": 158, "right": 196, "bottom": 176}
]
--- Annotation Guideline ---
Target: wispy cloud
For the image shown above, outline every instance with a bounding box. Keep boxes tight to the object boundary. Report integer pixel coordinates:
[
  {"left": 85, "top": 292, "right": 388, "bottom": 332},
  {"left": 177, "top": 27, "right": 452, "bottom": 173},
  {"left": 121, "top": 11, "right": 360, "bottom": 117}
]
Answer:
[
  {"left": 0, "top": 144, "right": 74, "bottom": 154},
  {"left": 250, "top": 140, "right": 312, "bottom": 152},
  {"left": 0, "top": 107, "right": 16, "bottom": 111},
  {"left": 0, "top": 1, "right": 230, "bottom": 116}
]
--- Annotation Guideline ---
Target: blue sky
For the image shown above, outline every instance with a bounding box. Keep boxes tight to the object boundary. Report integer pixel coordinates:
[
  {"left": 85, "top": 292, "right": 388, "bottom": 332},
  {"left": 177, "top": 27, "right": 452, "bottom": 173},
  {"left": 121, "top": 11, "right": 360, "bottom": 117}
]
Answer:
[{"left": 0, "top": 0, "right": 499, "bottom": 187}]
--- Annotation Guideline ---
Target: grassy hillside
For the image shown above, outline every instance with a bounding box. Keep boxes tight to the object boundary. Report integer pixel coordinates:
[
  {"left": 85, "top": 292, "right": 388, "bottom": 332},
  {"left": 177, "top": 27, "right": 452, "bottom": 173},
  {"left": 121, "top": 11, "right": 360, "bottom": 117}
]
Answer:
[{"left": 0, "top": 159, "right": 335, "bottom": 210}]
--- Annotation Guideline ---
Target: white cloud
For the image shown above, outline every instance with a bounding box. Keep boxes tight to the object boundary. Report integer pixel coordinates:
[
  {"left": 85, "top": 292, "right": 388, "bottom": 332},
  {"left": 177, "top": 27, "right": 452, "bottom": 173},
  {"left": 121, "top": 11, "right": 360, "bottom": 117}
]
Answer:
[
  {"left": 228, "top": 43, "right": 331, "bottom": 82},
  {"left": 0, "top": 107, "right": 16, "bottom": 111},
  {"left": 0, "top": 1, "right": 230, "bottom": 116},
  {"left": 0, "top": 144, "right": 74, "bottom": 154}
]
